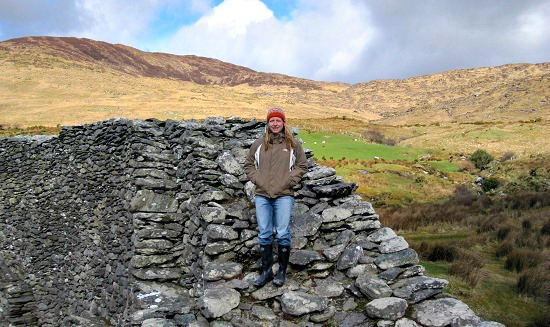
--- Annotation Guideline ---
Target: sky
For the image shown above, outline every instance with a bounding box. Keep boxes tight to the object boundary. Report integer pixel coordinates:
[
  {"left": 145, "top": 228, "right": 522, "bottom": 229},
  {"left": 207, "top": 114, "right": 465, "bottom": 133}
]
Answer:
[{"left": 0, "top": 0, "right": 549, "bottom": 83}]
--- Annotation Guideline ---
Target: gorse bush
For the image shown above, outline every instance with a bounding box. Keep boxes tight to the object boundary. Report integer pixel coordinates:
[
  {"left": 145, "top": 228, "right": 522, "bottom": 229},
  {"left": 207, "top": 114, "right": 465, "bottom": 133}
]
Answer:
[
  {"left": 482, "top": 177, "right": 500, "bottom": 192},
  {"left": 469, "top": 149, "right": 494, "bottom": 170}
]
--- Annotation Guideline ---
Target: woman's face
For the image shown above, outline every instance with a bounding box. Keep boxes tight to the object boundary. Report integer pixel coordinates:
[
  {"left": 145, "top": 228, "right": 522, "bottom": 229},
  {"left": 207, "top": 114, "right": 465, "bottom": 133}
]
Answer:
[{"left": 268, "top": 117, "right": 284, "bottom": 134}]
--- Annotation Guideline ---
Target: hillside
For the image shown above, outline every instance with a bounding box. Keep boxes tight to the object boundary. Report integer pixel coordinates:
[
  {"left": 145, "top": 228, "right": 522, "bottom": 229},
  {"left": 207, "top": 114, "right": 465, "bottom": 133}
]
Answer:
[{"left": 0, "top": 36, "right": 548, "bottom": 127}]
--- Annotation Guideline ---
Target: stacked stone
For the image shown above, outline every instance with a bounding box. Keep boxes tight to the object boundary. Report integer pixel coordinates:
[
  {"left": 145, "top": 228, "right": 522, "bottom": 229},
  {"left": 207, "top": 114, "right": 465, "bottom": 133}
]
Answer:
[
  {"left": 0, "top": 117, "right": 505, "bottom": 327},
  {"left": 0, "top": 120, "right": 135, "bottom": 326}
]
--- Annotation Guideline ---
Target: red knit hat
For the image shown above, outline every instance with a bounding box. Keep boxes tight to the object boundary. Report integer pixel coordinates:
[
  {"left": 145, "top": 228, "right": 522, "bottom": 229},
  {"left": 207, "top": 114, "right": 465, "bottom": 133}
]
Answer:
[{"left": 267, "top": 107, "right": 286, "bottom": 122}]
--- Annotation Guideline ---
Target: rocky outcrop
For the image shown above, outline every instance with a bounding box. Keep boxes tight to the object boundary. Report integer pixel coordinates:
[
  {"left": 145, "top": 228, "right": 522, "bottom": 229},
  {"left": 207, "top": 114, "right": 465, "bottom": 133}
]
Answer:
[{"left": 0, "top": 118, "right": 503, "bottom": 326}]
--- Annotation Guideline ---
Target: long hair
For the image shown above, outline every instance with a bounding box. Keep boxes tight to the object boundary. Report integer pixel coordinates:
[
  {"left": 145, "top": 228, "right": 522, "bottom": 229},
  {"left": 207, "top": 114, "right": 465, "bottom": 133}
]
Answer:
[{"left": 262, "top": 122, "right": 296, "bottom": 151}]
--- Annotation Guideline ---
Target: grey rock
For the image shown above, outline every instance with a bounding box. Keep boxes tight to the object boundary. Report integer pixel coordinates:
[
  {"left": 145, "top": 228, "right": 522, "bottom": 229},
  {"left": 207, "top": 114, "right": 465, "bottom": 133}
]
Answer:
[
  {"left": 332, "top": 311, "right": 369, "bottom": 327},
  {"left": 356, "top": 275, "right": 393, "bottom": 299},
  {"left": 322, "top": 207, "right": 352, "bottom": 223},
  {"left": 374, "top": 248, "right": 419, "bottom": 270},
  {"left": 217, "top": 151, "right": 244, "bottom": 176},
  {"left": 280, "top": 291, "right": 328, "bottom": 316},
  {"left": 413, "top": 298, "right": 479, "bottom": 327},
  {"left": 379, "top": 237, "right": 409, "bottom": 254},
  {"left": 134, "top": 239, "right": 174, "bottom": 255},
  {"left": 142, "top": 318, "right": 176, "bottom": 327},
  {"left": 130, "top": 190, "right": 178, "bottom": 213},
  {"left": 378, "top": 267, "right": 404, "bottom": 282},
  {"left": 323, "top": 244, "right": 346, "bottom": 262},
  {"left": 200, "top": 190, "right": 230, "bottom": 202},
  {"left": 347, "top": 264, "right": 378, "bottom": 278},
  {"left": 337, "top": 243, "right": 363, "bottom": 270},
  {"left": 313, "top": 278, "right": 344, "bottom": 297},
  {"left": 289, "top": 250, "right": 323, "bottom": 266},
  {"left": 206, "top": 224, "right": 238, "bottom": 241},
  {"left": 311, "top": 182, "right": 357, "bottom": 197},
  {"left": 244, "top": 181, "right": 256, "bottom": 203},
  {"left": 366, "top": 228, "right": 397, "bottom": 243},
  {"left": 399, "top": 265, "right": 425, "bottom": 279},
  {"left": 135, "top": 281, "right": 194, "bottom": 314},
  {"left": 133, "top": 212, "right": 185, "bottom": 223},
  {"left": 292, "top": 212, "right": 323, "bottom": 237},
  {"left": 392, "top": 276, "right": 449, "bottom": 303},
  {"left": 132, "top": 267, "right": 181, "bottom": 281},
  {"left": 205, "top": 241, "right": 235, "bottom": 255},
  {"left": 251, "top": 305, "right": 277, "bottom": 320},
  {"left": 304, "top": 175, "right": 337, "bottom": 186},
  {"left": 395, "top": 318, "right": 420, "bottom": 327},
  {"left": 377, "top": 320, "right": 394, "bottom": 327},
  {"left": 198, "top": 288, "right": 240, "bottom": 319},
  {"left": 310, "top": 306, "right": 336, "bottom": 323},
  {"left": 304, "top": 166, "right": 336, "bottom": 180},
  {"left": 251, "top": 280, "right": 299, "bottom": 300},
  {"left": 365, "top": 297, "right": 407, "bottom": 320},
  {"left": 220, "top": 174, "right": 243, "bottom": 189},
  {"left": 203, "top": 261, "right": 243, "bottom": 281},
  {"left": 340, "top": 200, "right": 376, "bottom": 215},
  {"left": 200, "top": 206, "right": 226, "bottom": 223},
  {"left": 350, "top": 220, "right": 381, "bottom": 231},
  {"left": 131, "top": 253, "right": 179, "bottom": 268}
]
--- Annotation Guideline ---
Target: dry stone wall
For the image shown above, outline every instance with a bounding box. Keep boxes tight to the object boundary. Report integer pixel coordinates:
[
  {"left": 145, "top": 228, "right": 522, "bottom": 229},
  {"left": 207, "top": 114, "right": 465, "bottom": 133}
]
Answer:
[{"left": 0, "top": 118, "right": 504, "bottom": 327}]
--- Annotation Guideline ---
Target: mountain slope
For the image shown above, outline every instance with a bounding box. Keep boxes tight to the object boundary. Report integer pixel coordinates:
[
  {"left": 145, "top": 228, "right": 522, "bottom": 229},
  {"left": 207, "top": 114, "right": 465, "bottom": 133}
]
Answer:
[{"left": 0, "top": 36, "right": 548, "bottom": 127}]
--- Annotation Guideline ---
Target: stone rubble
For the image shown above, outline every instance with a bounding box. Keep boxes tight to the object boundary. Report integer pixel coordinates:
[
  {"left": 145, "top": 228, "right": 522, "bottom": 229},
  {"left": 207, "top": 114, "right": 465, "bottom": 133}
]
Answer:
[{"left": 0, "top": 117, "right": 504, "bottom": 326}]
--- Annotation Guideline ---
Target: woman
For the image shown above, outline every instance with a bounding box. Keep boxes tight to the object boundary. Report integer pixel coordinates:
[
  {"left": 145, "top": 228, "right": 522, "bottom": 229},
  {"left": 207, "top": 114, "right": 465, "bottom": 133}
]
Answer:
[{"left": 244, "top": 107, "right": 308, "bottom": 287}]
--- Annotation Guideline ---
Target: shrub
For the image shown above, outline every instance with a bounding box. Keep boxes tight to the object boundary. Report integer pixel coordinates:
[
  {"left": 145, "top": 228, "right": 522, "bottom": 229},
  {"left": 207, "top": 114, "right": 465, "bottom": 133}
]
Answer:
[
  {"left": 449, "top": 250, "right": 485, "bottom": 287},
  {"left": 427, "top": 244, "right": 458, "bottom": 262},
  {"left": 505, "top": 249, "right": 544, "bottom": 272},
  {"left": 517, "top": 266, "right": 550, "bottom": 303},
  {"left": 495, "top": 239, "right": 514, "bottom": 258},
  {"left": 362, "top": 129, "right": 397, "bottom": 146},
  {"left": 481, "top": 177, "right": 500, "bottom": 192},
  {"left": 469, "top": 149, "right": 494, "bottom": 170},
  {"left": 496, "top": 224, "right": 512, "bottom": 240}
]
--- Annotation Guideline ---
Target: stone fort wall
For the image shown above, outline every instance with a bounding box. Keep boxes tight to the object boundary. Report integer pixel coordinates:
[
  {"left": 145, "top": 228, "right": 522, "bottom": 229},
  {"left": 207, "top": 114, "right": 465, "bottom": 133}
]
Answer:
[{"left": 0, "top": 118, "right": 502, "bottom": 327}]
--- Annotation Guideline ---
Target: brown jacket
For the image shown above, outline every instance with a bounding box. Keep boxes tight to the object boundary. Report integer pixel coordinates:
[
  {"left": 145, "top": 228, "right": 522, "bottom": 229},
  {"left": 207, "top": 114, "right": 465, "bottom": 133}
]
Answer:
[{"left": 244, "top": 133, "right": 308, "bottom": 198}]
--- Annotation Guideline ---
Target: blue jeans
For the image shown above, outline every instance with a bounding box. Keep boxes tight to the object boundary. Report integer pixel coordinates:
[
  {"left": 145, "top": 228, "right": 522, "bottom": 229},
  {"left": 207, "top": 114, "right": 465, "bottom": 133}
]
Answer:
[{"left": 255, "top": 195, "right": 294, "bottom": 246}]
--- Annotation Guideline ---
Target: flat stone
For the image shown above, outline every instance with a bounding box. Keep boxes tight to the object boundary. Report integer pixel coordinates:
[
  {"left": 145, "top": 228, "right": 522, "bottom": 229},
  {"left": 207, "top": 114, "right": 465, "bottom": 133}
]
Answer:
[
  {"left": 198, "top": 288, "right": 240, "bottom": 319},
  {"left": 130, "top": 190, "right": 178, "bottom": 213},
  {"left": 313, "top": 278, "right": 344, "bottom": 298},
  {"left": 391, "top": 276, "right": 448, "bottom": 303},
  {"left": 206, "top": 224, "right": 238, "bottom": 241},
  {"left": 365, "top": 297, "right": 407, "bottom": 320},
  {"left": 412, "top": 298, "right": 480, "bottom": 327},
  {"left": 289, "top": 250, "right": 323, "bottom": 266},
  {"left": 135, "top": 282, "right": 194, "bottom": 314},
  {"left": 395, "top": 318, "right": 420, "bottom": 327},
  {"left": 142, "top": 318, "right": 176, "bottom": 327},
  {"left": 312, "top": 182, "right": 357, "bottom": 198},
  {"left": 340, "top": 200, "right": 376, "bottom": 215},
  {"left": 374, "top": 248, "right": 419, "bottom": 270},
  {"left": 310, "top": 306, "right": 336, "bottom": 323},
  {"left": 322, "top": 207, "right": 353, "bottom": 223},
  {"left": 251, "top": 280, "right": 299, "bottom": 300},
  {"left": 133, "top": 212, "right": 184, "bottom": 223},
  {"left": 203, "top": 261, "right": 243, "bottom": 281},
  {"left": 132, "top": 267, "right": 181, "bottom": 281},
  {"left": 251, "top": 305, "right": 277, "bottom": 320},
  {"left": 134, "top": 239, "right": 174, "bottom": 255},
  {"left": 347, "top": 264, "right": 378, "bottom": 278},
  {"left": 379, "top": 237, "right": 409, "bottom": 254},
  {"left": 217, "top": 151, "right": 244, "bottom": 176},
  {"left": 332, "top": 311, "right": 369, "bottom": 327},
  {"left": 356, "top": 275, "right": 393, "bottom": 299},
  {"left": 131, "top": 253, "right": 179, "bottom": 268},
  {"left": 205, "top": 241, "right": 235, "bottom": 255},
  {"left": 350, "top": 219, "right": 381, "bottom": 231},
  {"left": 280, "top": 291, "right": 328, "bottom": 316},
  {"left": 200, "top": 206, "right": 227, "bottom": 223},
  {"left": 366, "top": 228, "right": 397, "bottom": 243},
  {"left": 304, "top": 166, "right": 336, "bottom": 180}
]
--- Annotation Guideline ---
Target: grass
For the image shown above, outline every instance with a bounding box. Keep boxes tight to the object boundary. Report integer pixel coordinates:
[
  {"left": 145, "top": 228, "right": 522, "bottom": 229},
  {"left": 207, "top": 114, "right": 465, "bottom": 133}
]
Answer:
[{"left": 298, "top": 130, "right": 432, "bottom": 161}]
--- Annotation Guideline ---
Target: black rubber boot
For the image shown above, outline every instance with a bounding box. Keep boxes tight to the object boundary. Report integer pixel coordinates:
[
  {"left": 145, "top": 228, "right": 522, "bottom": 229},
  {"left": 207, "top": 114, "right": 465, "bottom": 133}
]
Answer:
[
  {"left": 273, "top": 244, "right": 290, "bottom": 287},
  {"left": 253, "top": 244, "right": 273, "bottom": 287}
]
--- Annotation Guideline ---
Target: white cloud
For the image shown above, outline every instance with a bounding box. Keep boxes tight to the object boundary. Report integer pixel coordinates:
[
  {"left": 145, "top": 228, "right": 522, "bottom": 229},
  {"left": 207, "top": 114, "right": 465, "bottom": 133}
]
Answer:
[{"left": 164, "top": 0, "right": 375, "bottom": 81}]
